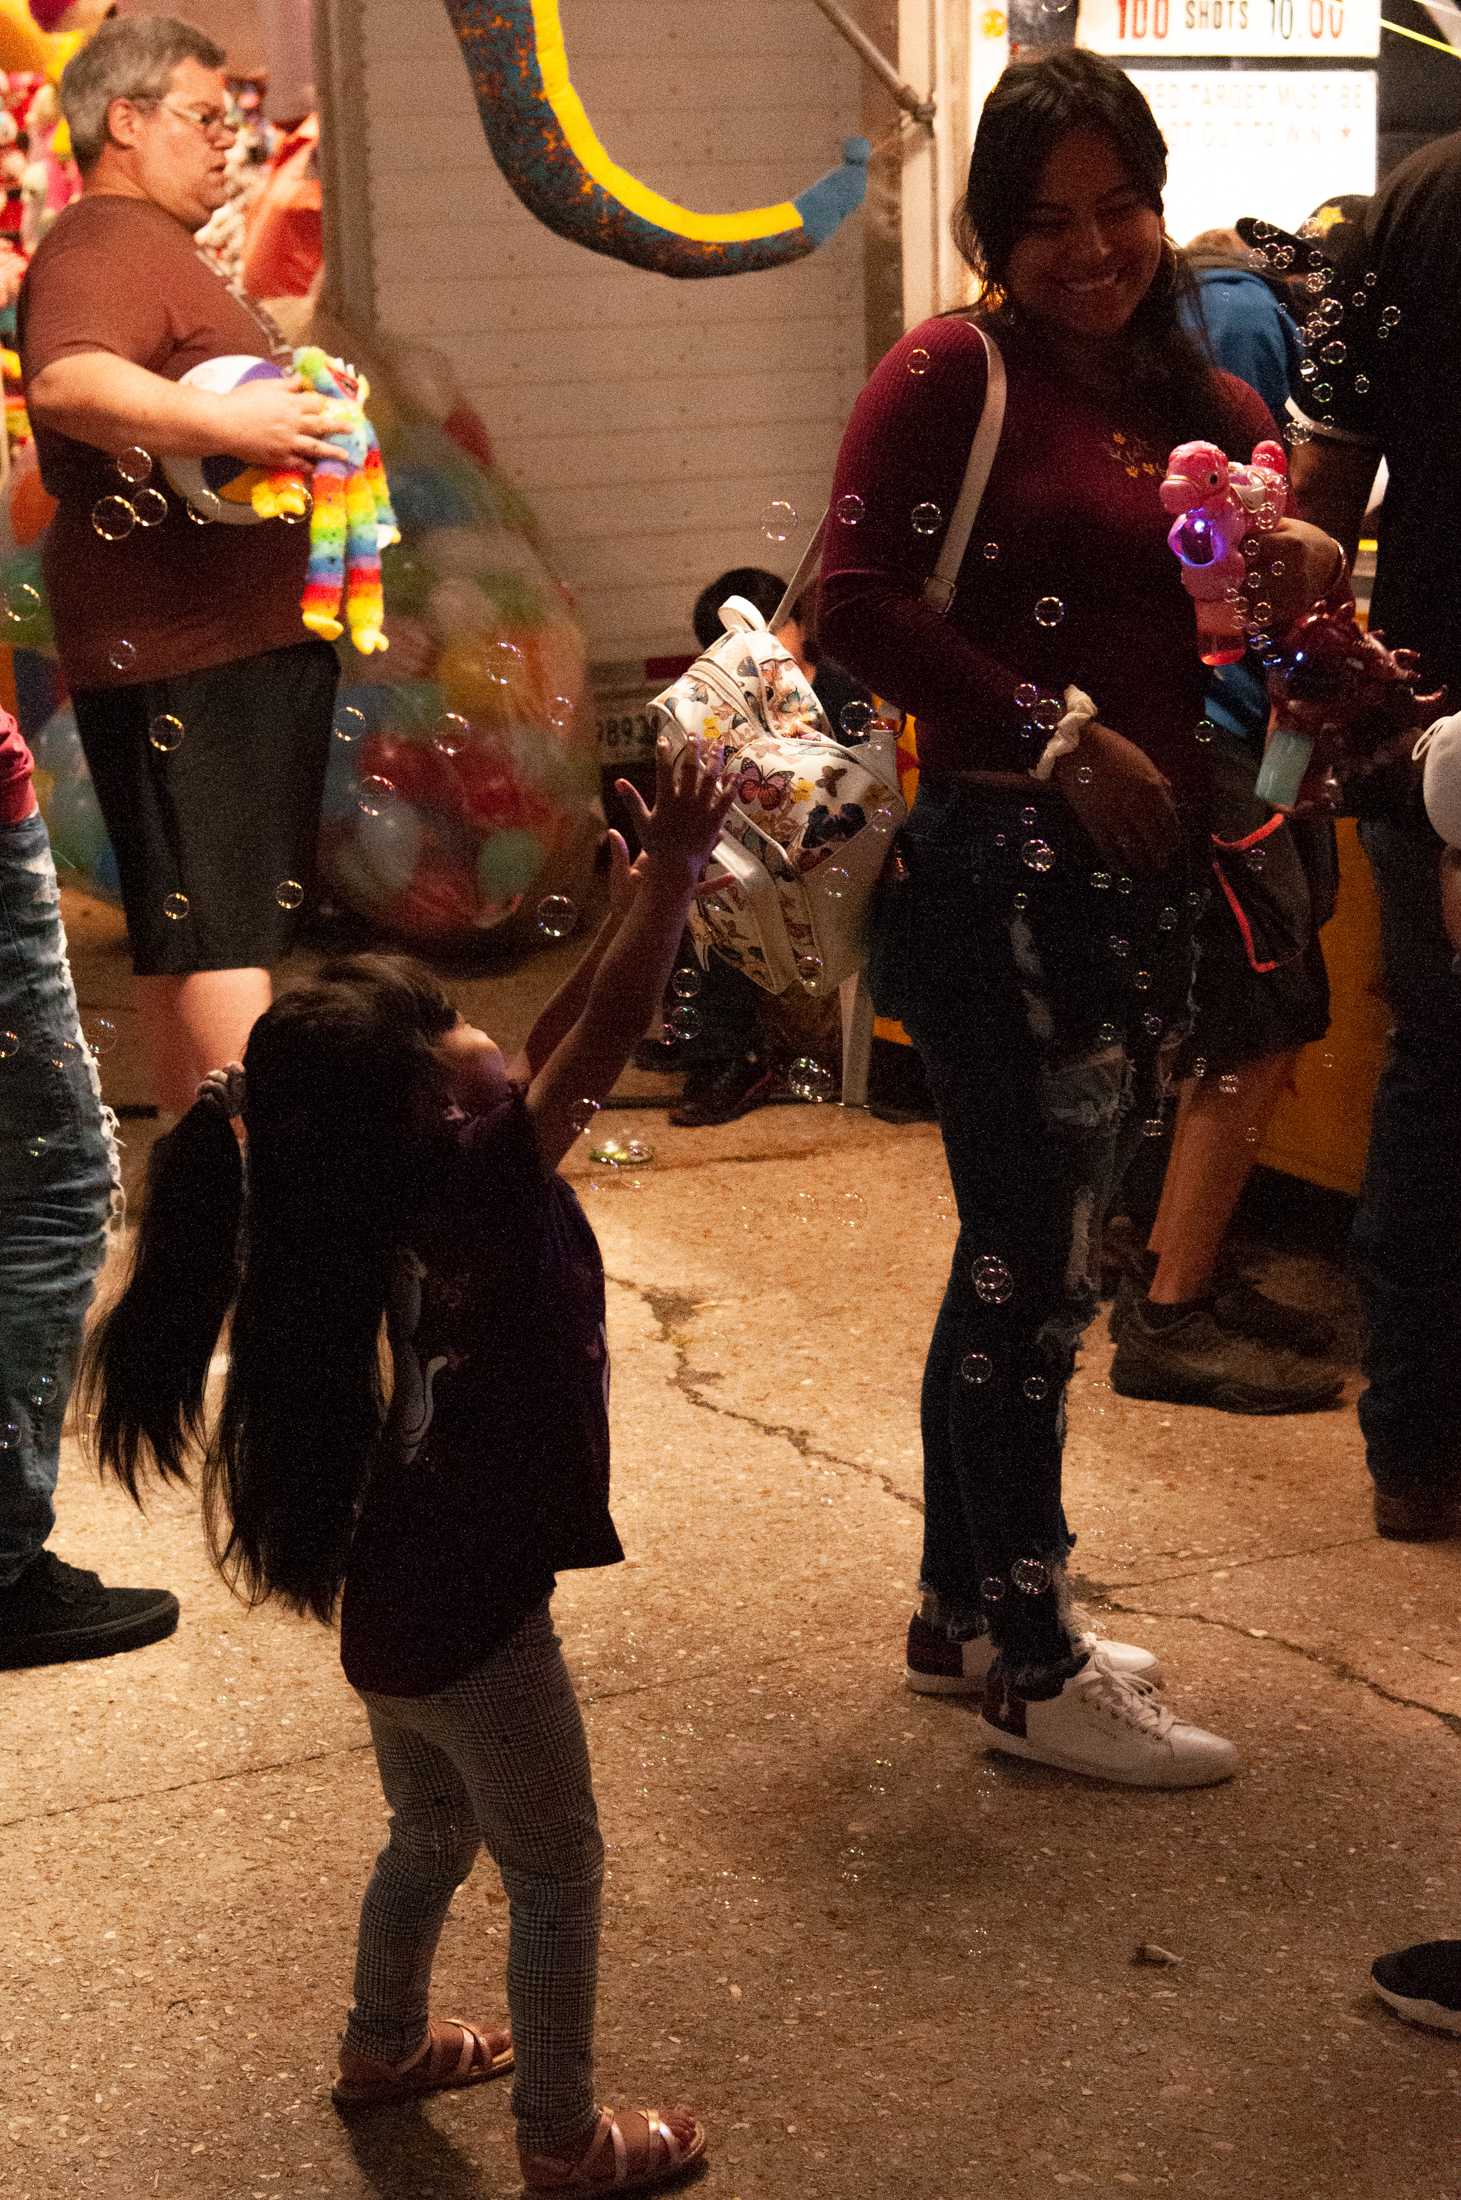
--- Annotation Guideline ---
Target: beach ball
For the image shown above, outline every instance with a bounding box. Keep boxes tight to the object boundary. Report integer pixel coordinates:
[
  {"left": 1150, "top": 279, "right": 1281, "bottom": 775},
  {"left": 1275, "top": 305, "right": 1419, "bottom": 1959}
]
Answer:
[{"left": 159, "top": 355, "right": 286, "bottom": 523}]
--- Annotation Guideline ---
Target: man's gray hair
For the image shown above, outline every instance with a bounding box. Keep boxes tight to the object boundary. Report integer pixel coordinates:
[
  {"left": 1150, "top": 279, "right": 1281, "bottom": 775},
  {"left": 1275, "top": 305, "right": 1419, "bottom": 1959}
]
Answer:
[{"left": 60, "top": 15, "right": 226, "bottom": 171}]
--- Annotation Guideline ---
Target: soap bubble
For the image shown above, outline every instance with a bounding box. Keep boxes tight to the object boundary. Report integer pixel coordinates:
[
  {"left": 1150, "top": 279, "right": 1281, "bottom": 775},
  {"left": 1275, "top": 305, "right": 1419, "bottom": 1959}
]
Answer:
[
  {"left": 834, "top": 493, "right": 865, "bottom": 525},
  {"left": 1011, "top": 1556, "right": 1051, "bottom": 1595},
  {"left": 1248, "top": 845, "right": 1267, "bottom": 874},
  {"left": 1034, "top": 595, "right": 1065, "bottom": 628},
  {"left": 1011, "top": 891, "right": 1028, "bottom": 914},
  {"left": 29, "top": 1373, "right": 57, "bottom": 1409},
  {"left": 1379, "top": 304, "right": 1401, "bottom": 329},
  {"left": 162, "top": 891, "right": 190, "bottom": 921},
  {"left": 132, "top": 486, "right": 169, "bottom": 529},
  {"left": 1014, "top": 681, "right": 1040, "bottom": 711},
  {"left": 0, "top": 1423, "right": 18, "bottom": 1449},
  {"left": 981, "top": 541, "right": 1001, "bottom": 562},
  {"left": 1021, "top": 806, "right": 1037, "bottom": 828},
  {"left": 788, "top": 1056, "right": 835, "bottom": 1103},
  {"left": 2, "top": 579, "right": 40, "bottom": 627},
  {"left": 333, "top": 704, "right": 367, "bottom": 744},
  {"left": 796, "top": 953, "right": 824, "bottom": 987},
  {"left": 971, "top": 1252, "right": 1014, "bottom": 1305},
  {"left": 1075, "top": 764, "right": 1094, "bottom": 787},
  {"left": 960, "top": 1351, "right": 994, "bottom": 1386},
  {"left": 839, "top": 698, "right": 873, "bottom": 739},
  {"left": 357, "top": 775, "right": 396, "bottom": 817},
  {"left": 1320, "top": 340, "right": 1346, "bottom": 366},
  {"left": 489, "top": 638, "right": 525, "bottom": 686},
  {"left": 1115, "top": 874, "right": 1133, "bottom": 895},
  {"left": 1319, "top": 296, "right": 1344, "bottom": 325},
  {"left": 980, "top": 1575, "right": 1007, "bottom": 1605},
  {"left": 568, "top": 1097, "right": 600, "bottom": 1133},
  {"left": 186, "top": 498, "right": 218, "bottom": 525},
  {"left": 547, "top": 693, "right": 575, "bottom": 733},
  {"left": 820, "top": 864, "right": 850, "bottom": 900},
  {"left": 432, "top": 712, "right": 470, "bottom": 757},
  {"left": 1140, "top": 1115, "right": 1166, "bottom": 1139},
  {"left": 85, "top": 1018, "right": 117, "bottom": 1059},
  {"left": 115, "top": 446, "right": 153, "bottom": 485},
  {"left": 1142, "top": 1012, "right": 1164, "bottom": 1038},
  {"left": 148, "top": 713, "right": 184, "bottom": 754},
  {"left": 762, "top": 499, "right": 797, "bottom": 543},
  {"left": 1022, "top": 1375, "right": 1049, "bottom": 1403},
  {"left": 911, "top": 502, "right": 942, "bottom": 536},
  {"left": 1133, "top": 968, "right": 1153, "bottom": 992},
  {"left": 1157, "top": 905, "right": 1178, "bottom": 931},
  {"left": 107, "top": 639, "right": 137, "bottom": 675},
  {"left": 1354, "top": 373, "right": 1371, "bottom": 395},
  {"left": 1090, "top": 870, "right": 1111, "bottom": 891},
  {"left": 1021, "top": 838, "right": 1055, "bottom": 874},
  {"left": 670, "top": 966, "right": 702, "bottom": 1000},
  {"left": 0, "top": 1030, "right": 18, "bottom": 1060},
  {"left": 1191, "top": 1056, "right": 1208, "bottom": 1081},
  {"left": 27, "top": 1134, "right": 48, "bottom": 1159},
  {"left": 1218, "top": 1072, "right": 1240, "bottom": 1097},
  {"left": 535, "top": 894, "right": 577, "bottom": 939},
  {"left": 589, "top": 1134, "right": 655, "bottom": 1167},
  {"left": 667, "top": 1004, "right": 702, "bottom": 1041},
  {"left": 1108, "top": 935, "right": 1130, "bottom": 958},
  {"left": 48, "top": 1038, "right": 80, "bottom": 1072},
  {"left": 92, "top": 495, "right": 137, "bottom": 541},
  {"left": 1032, "top": 697, "right": 1063, "bottom": 731},
  {"left": 907, "top": 346, "right": 931, "bottom": 376},
  {"left": 1097, "top": 1022, "right": 1119, "bottom": 1045},
  {"left": 275, "top": 878, "right": 305, "bottom": 911},
  {"left": 279, "top": 491, "right": 314, "bottom": 526}
]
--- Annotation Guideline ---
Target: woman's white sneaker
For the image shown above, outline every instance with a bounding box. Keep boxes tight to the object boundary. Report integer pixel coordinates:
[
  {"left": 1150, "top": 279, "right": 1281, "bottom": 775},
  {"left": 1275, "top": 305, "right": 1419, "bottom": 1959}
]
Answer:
[
  {"left": 905, "top": 1611, "right": 1161, "bottom": 1695},
  {"left": 976, "top": 1652, "right": 1239, "bottom": 1788}
]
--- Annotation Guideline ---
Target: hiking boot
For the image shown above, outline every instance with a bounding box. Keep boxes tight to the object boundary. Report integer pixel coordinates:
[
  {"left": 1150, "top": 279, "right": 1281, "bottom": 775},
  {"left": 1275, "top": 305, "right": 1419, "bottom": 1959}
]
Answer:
[
  {"left": 670, "top": 1053, "right": 784, "bottom": 1128},
  {"left": 1109, "top": 1282, "right": 1343, "bottom": 1415},
  {"left": 977, "top": 1652, "right": 1239, "bottom": 1788},
  {"left": 1373, "top": 1484, "right": 1461, "bottom": 1542},
  {"left": 905, "top": 1610, "right": 1162, "bottom": 1694},
  {"left": 0, "top": 1552, "right": 179, "bottom": 1671},
  {"left": 1370, "top": 1941, "right": 1461, "bottom": 2036},
  {"left": 1210, "top": 1276, "right": 1339, "bottom": 1357}
]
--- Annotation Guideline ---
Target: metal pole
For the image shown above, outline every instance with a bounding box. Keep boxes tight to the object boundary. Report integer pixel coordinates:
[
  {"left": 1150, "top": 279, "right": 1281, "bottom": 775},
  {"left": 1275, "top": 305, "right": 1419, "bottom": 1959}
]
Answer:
[{"left": 807, "top": 0, "right": 937, "bottom": 124}]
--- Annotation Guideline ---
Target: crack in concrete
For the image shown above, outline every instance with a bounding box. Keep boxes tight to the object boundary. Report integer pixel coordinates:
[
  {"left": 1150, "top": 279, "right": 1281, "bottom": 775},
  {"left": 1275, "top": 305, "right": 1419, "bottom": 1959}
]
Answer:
[
  {"left": 1090, "top": 1531, "right": 1383, "bottom": 1592},
  {"left": 611, "top": 1275, "right": 1461, "bottom": 1742},
  {"left": 608, "top": 1273, "right": 925, "bottom": 1519},
  {"left": 1092, "top": 1595, "right": 1461, "bottom": 1744}
]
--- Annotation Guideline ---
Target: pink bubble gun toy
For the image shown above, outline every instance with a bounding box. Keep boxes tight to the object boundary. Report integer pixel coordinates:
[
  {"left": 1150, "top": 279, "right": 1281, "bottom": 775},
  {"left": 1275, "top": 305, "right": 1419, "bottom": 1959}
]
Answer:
[{"left": 1160, "top": 438, "right": 1288, "bottom": 670}]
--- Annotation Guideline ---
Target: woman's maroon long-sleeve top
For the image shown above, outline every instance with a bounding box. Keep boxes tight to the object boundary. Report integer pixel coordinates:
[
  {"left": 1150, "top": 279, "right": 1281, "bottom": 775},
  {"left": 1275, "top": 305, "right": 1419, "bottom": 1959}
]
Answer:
[{"left": 818, "top": 314, "right": 1275, "bottom": 816}]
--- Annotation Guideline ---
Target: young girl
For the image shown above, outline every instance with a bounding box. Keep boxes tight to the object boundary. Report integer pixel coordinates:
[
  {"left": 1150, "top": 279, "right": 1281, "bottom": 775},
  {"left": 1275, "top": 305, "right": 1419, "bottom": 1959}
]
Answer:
[
  {"left": 820, "top": 49, "right": 1344, "bottom": 1785},
  {"left": 81, "top": 739, "right": 733, "bottom": 2195}
]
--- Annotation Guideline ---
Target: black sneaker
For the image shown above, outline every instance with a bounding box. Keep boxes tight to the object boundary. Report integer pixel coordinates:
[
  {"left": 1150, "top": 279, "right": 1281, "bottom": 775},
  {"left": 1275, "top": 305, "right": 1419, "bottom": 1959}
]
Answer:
[
  {"left": 669, "top": 1054, "right": 785, "bottom": 1128},
  {"left": 1371, "top": 1941, "right": 1461, "bottom": 2035},
  {"left": 0, "top": 1552, "right": 179, "bottom": 1671},
  {"left": 1210, "top": 1276, "right": 1339, "bottom": 1358},
  {"left": 1109, "top": 1281, "right": 1344, "bottom": 1415},
  {"left": 1373, "top": 1484, "right": 1461, "bottom": 1542}
]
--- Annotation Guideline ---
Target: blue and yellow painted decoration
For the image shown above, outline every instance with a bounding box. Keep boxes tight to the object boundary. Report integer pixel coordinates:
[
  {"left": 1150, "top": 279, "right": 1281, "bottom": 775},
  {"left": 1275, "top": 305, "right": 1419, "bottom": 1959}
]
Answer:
[{"left": 443, "top": 0, "right": 869, "bottom": 278}]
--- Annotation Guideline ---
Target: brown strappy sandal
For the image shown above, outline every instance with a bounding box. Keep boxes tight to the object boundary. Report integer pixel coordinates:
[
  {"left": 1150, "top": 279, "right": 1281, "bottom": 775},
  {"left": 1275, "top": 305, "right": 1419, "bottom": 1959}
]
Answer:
[
  {"left": 521, "top": 2105, "right": 707, "bottom": 2195},
  {"left": 331, "top": 2016, "right": 514, "bottom": 2110}
]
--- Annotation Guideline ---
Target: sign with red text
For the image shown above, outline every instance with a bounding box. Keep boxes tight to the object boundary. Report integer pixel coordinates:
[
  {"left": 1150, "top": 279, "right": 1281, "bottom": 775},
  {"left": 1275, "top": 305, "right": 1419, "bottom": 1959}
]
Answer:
[
  {"left": 1126, "top": 66, "right": 1376, "bottom": 245},
  {"left": 1077, "top": 0, "right": 1380, "bottom": 58}
]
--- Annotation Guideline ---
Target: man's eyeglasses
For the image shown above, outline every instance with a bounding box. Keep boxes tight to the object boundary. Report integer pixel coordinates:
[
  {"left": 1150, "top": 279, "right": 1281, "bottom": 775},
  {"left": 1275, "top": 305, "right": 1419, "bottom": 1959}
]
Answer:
[{"left": 131, "top": 96, "right": 239, "bottom": 143}]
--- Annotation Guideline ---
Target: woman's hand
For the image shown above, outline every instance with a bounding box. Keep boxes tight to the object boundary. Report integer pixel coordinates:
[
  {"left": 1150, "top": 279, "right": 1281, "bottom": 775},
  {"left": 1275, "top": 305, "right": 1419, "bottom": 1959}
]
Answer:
[
  {"left": 1246, "top": 518, "right": 1346, "bottom": 636},
  {"left": 1050, "top": 721, "right": 1183, "bottom": 872}
]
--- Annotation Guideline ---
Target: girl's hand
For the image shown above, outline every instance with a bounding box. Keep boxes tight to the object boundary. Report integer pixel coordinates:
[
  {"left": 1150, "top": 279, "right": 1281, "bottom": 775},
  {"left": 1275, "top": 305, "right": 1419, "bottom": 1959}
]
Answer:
[
  {"left": 1247, "top": 518, "right": 1347, "bottom": 636},
  {"left": 603, "top": 828, "right": 645, "bottom": 922},
  {"left": 614, "top": 738, "right": 735, "bottom": 881},
  {"left": 1051, "top": 721, "right": 1183, "bottom": 872}
]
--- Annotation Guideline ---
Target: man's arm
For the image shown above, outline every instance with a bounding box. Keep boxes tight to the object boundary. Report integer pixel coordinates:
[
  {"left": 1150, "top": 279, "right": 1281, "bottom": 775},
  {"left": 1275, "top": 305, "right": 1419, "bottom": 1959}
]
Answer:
[
  {"left": 1289, "top": 434, "right": 1380, "bottom": 566},
  {"left": 26, "top": 351, "right": 339, "bottom": 467}
]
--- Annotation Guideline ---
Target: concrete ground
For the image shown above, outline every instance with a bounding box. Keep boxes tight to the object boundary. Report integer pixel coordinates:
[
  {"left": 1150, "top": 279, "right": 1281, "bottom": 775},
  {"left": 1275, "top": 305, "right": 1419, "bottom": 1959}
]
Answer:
[{"left": 2, "top": 888, "right": 1458, "bottom": 2200}]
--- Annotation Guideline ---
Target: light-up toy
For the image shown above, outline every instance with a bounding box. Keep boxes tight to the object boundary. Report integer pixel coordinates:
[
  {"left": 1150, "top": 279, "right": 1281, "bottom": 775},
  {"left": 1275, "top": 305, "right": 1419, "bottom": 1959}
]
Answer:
[{"left": 1160, "top": 438, "right": 1287, "bottom": 669}]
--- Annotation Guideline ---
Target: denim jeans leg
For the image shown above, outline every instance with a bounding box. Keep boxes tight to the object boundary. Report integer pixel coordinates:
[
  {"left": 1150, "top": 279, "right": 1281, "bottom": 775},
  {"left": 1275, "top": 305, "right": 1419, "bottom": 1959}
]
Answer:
[
  {"left": 0, "top": 813, "right": 120, "bottom": 1586},
  {"left": 1352, "top": 817, "right": 1461, "bottom": 1492}
]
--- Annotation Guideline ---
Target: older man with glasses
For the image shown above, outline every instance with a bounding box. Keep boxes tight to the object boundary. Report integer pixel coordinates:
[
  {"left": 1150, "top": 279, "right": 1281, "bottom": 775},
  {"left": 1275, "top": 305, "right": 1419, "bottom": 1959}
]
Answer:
[{"left": 17, "top": 13, "right": 341, "bottom": 1121}]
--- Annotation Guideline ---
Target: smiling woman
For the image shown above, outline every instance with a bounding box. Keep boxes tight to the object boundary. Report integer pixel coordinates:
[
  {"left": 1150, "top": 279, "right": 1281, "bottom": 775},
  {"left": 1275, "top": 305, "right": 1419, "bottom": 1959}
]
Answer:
[{"left": 817, "top": 48, "right": 1345, "bottom": 1788}]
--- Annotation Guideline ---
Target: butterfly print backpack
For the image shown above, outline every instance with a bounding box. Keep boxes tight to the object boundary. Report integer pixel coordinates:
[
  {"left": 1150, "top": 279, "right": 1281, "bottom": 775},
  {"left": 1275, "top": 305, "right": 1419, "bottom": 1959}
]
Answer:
[{"left": 647, "top": 593, "right": 905, "bottom": 997}]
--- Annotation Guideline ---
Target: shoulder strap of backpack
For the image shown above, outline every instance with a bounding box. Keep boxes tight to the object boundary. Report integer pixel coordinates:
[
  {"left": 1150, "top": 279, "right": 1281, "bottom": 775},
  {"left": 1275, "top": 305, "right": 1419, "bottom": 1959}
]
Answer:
[{"left": 774, "top": 321, "right": 1006, "bottom": 631}]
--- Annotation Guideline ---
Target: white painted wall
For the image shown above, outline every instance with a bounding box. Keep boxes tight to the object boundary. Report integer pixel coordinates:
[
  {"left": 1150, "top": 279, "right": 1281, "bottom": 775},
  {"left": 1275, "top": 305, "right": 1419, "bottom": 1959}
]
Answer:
[{"left": 331, "top": 0, "right": 867, "bottom": 666}]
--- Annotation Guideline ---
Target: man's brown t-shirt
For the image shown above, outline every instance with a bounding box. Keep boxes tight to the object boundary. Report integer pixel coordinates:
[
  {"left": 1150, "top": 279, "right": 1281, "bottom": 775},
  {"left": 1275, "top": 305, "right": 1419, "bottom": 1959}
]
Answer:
[{"left": 18, "top": 194, "right": 311, "bottom": 692}]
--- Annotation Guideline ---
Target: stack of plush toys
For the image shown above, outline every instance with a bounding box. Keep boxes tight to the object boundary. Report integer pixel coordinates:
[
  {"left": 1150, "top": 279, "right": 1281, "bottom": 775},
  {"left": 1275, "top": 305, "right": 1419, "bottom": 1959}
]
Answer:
[{"left": 1163, "top": 436, "right": 1442, "bottom": 809}]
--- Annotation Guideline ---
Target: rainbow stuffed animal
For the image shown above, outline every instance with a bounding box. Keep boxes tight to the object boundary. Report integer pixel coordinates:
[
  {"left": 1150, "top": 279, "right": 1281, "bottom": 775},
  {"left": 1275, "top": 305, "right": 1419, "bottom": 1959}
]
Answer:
[{"left": 253, "top": 347, "right": 400, "bottom": 654}]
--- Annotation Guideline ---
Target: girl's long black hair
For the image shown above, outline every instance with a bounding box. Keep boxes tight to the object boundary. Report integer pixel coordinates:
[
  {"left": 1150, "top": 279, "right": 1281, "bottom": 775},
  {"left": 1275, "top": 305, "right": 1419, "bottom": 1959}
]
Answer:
[
  {"left": 80, "top": 954, "right": 458, "bottom": 1624},
  {"left": 953, "top": 47, "right": 1245, "bottom": 451}
]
